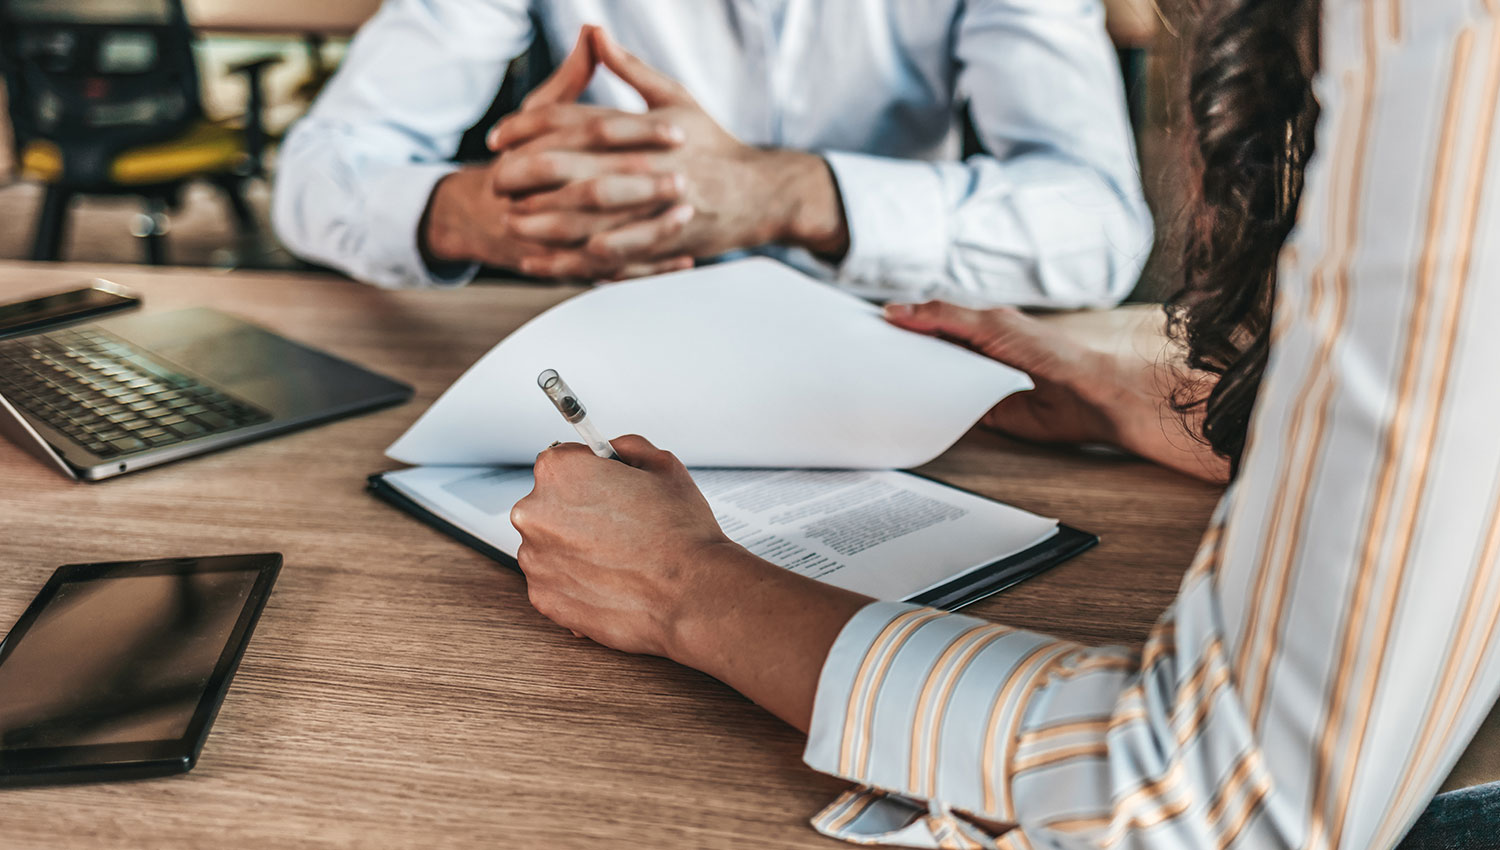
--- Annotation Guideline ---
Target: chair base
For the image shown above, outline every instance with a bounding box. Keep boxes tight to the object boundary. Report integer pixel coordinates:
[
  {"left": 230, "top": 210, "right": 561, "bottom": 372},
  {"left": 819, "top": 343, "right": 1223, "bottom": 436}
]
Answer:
[{"left": 27, "top": 176, "right": 263, "bottom": 267}]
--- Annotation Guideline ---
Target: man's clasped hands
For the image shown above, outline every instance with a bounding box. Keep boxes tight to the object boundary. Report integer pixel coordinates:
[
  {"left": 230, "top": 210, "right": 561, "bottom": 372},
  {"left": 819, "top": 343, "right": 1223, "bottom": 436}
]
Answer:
[{"left": 421, "top": 25, "right": 849, "bottom": 282}]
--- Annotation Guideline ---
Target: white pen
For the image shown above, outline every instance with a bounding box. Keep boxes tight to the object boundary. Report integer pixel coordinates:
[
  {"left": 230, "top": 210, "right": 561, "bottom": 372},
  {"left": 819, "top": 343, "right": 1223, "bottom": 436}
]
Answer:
[{"left": 537, "top": 369, "right": 621, "bottom": 460}]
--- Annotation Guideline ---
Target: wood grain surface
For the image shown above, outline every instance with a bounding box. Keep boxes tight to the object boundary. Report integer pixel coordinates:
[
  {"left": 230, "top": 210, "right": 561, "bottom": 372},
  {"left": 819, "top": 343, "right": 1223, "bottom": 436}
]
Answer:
[
  {"left": 0, "top": 262, "right": 1222, "bottom": 849},
  {"left": 185, "top": 0, "right": 381, "bottom": 35}
]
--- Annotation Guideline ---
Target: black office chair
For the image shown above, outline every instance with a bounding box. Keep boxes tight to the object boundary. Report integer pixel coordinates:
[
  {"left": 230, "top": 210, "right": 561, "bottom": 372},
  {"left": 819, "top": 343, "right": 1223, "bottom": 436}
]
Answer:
[{"left": 0, "top": 0, "right": 277, "bottom": 264}]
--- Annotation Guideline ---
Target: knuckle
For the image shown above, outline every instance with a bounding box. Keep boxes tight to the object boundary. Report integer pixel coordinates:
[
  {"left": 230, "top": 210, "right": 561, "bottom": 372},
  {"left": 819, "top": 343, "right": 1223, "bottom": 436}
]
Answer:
[
  {"left": 532, "top": 447, "right": 560, "bottom": 477},
  {"left": 527, "top": 584, "right": 554, "bottom": 617},
  {"left": 509, "top": 214, "right": 540, "bottom": 238},
  {"left": 558, "top": 255, "right": 594, "bottom": 279},
  {"left": 586, "top": 236, "right": 620, "bottom": 260},
  {"left": 493, "top": 157, "right": 519, "bottom": 189},
  {"left": 590, "top": 117, "right": 618, "bottom": 145},
  {"left": 659, "top": 173, "right": 685, "bottom": 198},
  {"left": 583, "top": 180, "right": 609, "bottom": 208},
  {"left": 535, "top": 103, "right": 565, "bottom": 129},
  {"left": 613, "top": 433, "right": 647, "bottom": 451},
  {"left": 531, "top": 152, "right": 561, "bottom": 181}
]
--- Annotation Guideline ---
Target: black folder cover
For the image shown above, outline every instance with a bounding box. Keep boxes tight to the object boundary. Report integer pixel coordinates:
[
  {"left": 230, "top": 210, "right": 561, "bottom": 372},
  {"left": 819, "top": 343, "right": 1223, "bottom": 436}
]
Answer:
[{"left": 366, "top": 471, "right": 1097, "bottom": 612}]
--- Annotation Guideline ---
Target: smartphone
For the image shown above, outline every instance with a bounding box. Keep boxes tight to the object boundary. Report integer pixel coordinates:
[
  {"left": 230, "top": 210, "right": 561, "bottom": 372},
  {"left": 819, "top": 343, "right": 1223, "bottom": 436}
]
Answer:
[
  {"left": 0, "top": 281, "right": 141, "bottom": 340},
  {"left": 0, "top": 554, "right": 281, "bottom": 787}
]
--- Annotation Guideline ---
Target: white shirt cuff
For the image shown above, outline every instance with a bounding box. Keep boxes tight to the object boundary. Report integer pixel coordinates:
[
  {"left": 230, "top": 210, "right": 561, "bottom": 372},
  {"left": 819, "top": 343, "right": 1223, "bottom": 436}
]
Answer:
[
  {"left": 364, "top": 162, "right": 479, "bottom": 289},
  {"left": 821, "top": 151, "right": 951, "bottom": 296}
]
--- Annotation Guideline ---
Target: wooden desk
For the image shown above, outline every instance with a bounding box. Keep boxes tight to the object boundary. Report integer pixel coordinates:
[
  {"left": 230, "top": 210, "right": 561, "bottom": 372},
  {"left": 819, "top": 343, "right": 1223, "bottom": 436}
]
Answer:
[
  {"left": 0, "top": 262, "right": 1222, "bottom": 849},
  {"left": 184, "top": 0, "right": 380, "bottom": 36},
  {"left": 182, "top": 0, "right": 1160, "bottom": 46}
]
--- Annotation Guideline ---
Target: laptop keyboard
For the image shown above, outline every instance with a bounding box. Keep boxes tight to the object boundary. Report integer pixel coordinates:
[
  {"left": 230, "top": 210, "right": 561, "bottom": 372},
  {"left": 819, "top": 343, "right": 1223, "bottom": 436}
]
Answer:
[{"left": 0, "top": 327, "right": 271, "bottom": 459}]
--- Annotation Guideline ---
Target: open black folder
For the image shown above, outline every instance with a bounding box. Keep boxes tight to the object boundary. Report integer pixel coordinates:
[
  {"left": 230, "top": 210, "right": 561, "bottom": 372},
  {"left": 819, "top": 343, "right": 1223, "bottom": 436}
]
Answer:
[{"left": 368, "top": 467, "right": 1097, "bottom": 611}]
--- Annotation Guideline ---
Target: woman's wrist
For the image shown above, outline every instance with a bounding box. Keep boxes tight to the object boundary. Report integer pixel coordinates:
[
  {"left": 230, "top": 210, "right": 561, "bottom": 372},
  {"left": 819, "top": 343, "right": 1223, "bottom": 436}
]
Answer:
[
  {"left": 1058, "top": 347, "right": 1138, "bottom": 449},
  {"left": 1081, "top": 353, "right": 1230, "bottom": 483},
  {"left": 659, "top": 540, "right": 755, "bottom": 668},
  {"left": 661, "top": 541, "right": 872, "bottom": 731}
]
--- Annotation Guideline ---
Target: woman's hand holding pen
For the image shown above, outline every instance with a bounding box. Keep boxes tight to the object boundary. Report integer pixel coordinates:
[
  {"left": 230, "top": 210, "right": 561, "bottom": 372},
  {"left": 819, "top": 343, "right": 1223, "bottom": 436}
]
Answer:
[
  {"left": 510, "top": 436, "right": 737, "bottom": 657},
  {"left": 511, "top": 435, "right": 869, "bottom": 731}
]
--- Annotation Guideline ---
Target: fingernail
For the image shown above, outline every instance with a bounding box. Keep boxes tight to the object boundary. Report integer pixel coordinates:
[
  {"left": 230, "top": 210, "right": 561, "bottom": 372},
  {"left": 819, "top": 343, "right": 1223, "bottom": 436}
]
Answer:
[
  {"left": 884, "top": 303, "right": 914, "bottom": 318},
  {"left": 669, "top": 205, "right": 695, "bottom": 225}
]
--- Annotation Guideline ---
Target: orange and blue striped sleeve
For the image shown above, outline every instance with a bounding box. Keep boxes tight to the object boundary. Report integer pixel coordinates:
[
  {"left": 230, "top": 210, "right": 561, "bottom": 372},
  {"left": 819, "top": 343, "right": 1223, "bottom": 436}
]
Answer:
[{"left": 803, "top": 1, "right": 1500, "bottom": 847}]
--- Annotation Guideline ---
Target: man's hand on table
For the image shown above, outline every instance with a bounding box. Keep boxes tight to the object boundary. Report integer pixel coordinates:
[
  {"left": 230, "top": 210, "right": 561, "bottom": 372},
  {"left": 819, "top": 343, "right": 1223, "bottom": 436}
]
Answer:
[{"left": 422, "top": 25, "right": 850, "bottom": 283}]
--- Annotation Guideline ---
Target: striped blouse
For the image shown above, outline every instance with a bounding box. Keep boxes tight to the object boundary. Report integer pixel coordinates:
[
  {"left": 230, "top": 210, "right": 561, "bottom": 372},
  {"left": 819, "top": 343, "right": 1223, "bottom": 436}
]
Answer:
[{"left": 802, "top": 2, "right": 1500, "bottom": 848}]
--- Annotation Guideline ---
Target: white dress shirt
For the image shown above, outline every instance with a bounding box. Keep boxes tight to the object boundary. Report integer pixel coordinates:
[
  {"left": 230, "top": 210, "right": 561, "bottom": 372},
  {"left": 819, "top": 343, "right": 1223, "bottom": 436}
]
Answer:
[
  {"left": 272, "top": 0, "right": 1151, "bottom": 308},
  {"left": 804, "top": 1, "right": 1500, "bottom": 847}
]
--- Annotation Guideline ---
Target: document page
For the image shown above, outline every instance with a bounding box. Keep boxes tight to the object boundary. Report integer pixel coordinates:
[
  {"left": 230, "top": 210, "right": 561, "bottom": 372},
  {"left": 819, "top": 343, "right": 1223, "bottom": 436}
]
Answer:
[
  {"left": 382, "top": 465, "right": 1059, "bottom": 602},
  {"left": 386, "top": 258, "right": 1032, "bottom": 470}
]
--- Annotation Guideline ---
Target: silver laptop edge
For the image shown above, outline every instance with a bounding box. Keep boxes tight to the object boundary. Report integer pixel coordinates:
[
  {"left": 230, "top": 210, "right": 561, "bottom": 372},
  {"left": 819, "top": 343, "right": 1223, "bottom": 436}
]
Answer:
[
  {"left": 0, "top": 389, "right": 77, "bottom": 479},
  {"left": 0, "top": 306, "right": 412, "bottom": 481}
]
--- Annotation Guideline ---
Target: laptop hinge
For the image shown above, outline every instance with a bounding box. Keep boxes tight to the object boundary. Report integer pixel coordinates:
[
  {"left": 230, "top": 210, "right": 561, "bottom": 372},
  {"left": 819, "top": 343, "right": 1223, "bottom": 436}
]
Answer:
[{"left": 0, "top": 391, "right": 79, "bottom": 480}]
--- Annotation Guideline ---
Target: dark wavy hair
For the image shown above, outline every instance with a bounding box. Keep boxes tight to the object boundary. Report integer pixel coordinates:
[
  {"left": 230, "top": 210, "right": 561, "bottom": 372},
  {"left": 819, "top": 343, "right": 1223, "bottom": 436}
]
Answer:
[{"left": 1163, "top": 0, "right": 1322, "bottom": 477}]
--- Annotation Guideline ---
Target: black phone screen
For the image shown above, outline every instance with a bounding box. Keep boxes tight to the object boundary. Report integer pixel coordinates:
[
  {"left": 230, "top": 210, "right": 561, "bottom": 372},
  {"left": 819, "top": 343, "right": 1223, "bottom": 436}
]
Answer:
[{"left": 0, "top": 285, "right": 140, "bottom": 339}]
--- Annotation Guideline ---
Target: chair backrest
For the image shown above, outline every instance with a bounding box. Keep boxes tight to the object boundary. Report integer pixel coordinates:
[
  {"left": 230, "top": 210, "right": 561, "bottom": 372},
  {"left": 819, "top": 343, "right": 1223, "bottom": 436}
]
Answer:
[{"left": 0, "top": 0, "right": 202, "bottom": 166}]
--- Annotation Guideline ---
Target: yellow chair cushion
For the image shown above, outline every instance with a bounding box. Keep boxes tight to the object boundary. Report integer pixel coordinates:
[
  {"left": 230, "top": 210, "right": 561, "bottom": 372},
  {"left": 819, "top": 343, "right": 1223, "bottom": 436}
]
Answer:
[{"left": 20, "top": 121, "right": 247, "bottom": 186}]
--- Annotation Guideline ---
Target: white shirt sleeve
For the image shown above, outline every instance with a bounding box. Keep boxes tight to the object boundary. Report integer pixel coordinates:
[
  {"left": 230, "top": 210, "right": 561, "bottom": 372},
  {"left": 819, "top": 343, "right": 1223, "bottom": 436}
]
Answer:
[
  {"left": 822, "top": 0, "right": 1152, "bottom": 308},
  {"left": 271, "top": 0, "right": 533, "bottom": 289},
  {"left": 803, "top": 2, "right": 1500, "bottom": 847}
]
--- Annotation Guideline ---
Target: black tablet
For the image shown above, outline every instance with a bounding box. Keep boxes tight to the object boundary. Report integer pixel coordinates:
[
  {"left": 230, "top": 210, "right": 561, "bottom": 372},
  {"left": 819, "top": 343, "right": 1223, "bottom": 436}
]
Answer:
[{"left": 0, "top": 553, "right": 281, "bottom": 787}]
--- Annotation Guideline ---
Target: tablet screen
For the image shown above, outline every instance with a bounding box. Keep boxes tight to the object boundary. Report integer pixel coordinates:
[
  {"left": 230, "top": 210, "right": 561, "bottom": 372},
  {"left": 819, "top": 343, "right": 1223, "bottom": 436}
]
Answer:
[{"left": 0, "top": 569, "right": 259, "bottom": 750}]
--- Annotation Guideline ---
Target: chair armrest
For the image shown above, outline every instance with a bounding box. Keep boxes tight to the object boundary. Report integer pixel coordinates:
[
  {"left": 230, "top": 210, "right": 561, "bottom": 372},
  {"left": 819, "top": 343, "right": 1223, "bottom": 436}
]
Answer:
[{"left": 226, "top": 55, "right": 282, "bottom": 77}]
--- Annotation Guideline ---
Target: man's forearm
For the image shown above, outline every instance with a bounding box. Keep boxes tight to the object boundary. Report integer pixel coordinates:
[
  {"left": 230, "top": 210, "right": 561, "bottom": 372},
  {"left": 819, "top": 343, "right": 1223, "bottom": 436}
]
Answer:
[
  {"left": 748, "top": 150, "right": 851, "bottom": 261},
  {"left": 765, "top": 150, "right": 851, "bottom": 259},
  {"left": 420, "top": 166, "right": 491, "bottom": 267}
]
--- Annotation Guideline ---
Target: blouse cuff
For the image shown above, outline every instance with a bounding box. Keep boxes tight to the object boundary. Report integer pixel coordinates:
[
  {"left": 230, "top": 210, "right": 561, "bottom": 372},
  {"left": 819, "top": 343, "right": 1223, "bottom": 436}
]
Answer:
[{"left": 804, "top": 601, "right": 1075, "bottom": 846}]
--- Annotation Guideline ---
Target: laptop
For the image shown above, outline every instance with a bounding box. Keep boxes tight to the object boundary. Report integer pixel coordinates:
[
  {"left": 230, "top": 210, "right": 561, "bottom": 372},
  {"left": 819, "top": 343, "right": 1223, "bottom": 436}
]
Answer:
[{"left": 0, "top": 304, "right": 413, "bottom": 480}]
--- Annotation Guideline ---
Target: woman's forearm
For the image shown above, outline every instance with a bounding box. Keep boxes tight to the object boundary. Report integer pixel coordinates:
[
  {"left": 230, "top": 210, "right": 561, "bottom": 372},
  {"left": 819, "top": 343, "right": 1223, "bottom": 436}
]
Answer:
[{"left": 665, "top": 543, "right": 872, "bottom": 732}]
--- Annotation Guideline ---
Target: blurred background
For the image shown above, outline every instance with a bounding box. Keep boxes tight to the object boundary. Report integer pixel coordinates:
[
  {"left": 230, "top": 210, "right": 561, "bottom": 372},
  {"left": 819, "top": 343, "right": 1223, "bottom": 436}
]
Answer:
[{"left": 0, "top": 0, "right": 1182, "bottom": 299}]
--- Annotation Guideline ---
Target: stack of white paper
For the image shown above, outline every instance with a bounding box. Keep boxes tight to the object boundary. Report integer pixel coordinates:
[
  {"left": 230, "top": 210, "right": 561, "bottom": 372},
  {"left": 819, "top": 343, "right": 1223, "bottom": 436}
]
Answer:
[{"left": 387, "top": 258, "right": 1032, "bottom": 470}]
